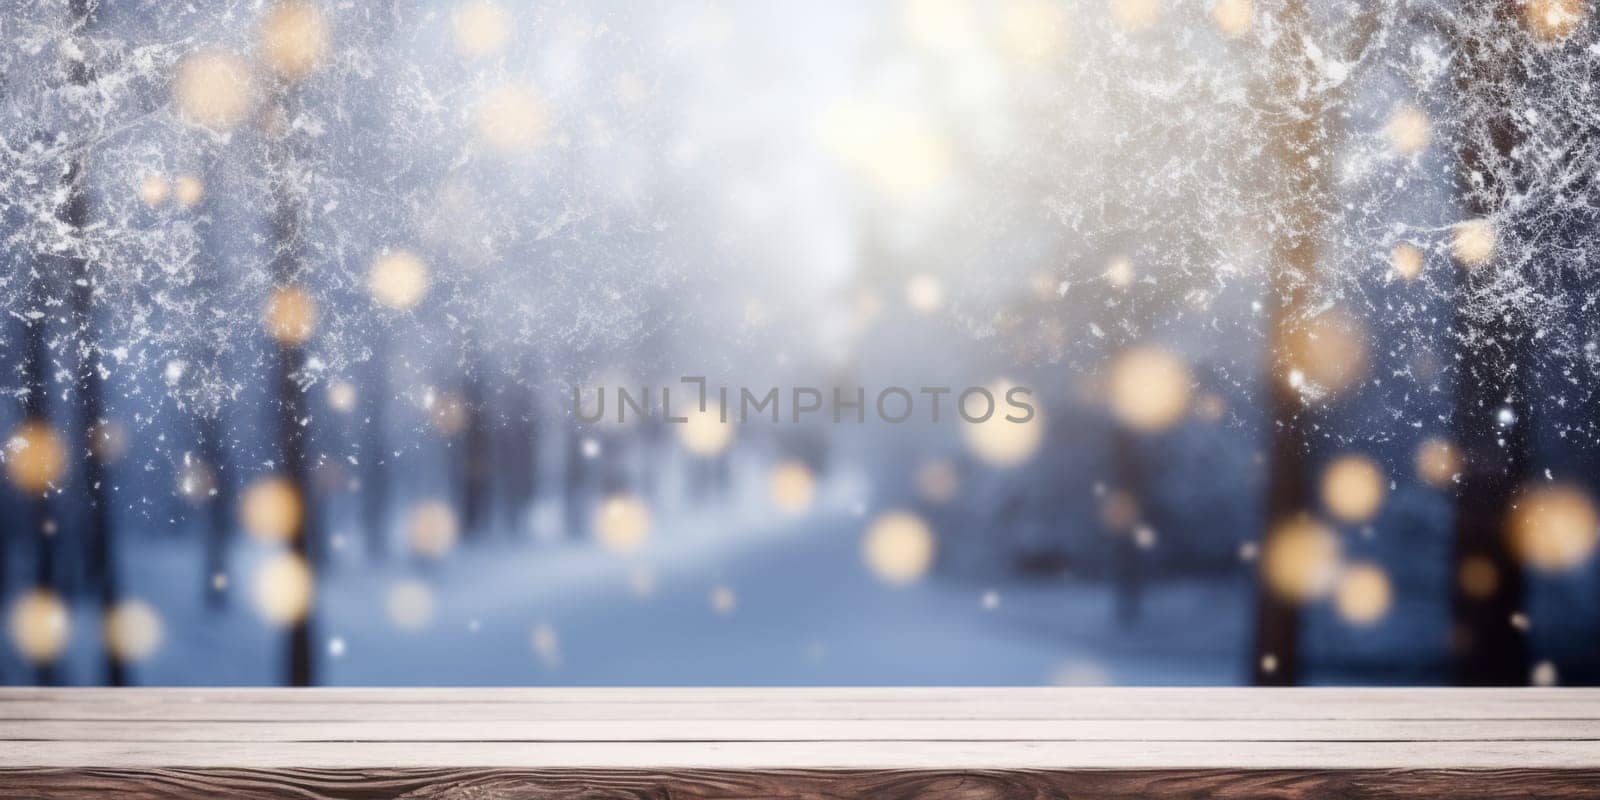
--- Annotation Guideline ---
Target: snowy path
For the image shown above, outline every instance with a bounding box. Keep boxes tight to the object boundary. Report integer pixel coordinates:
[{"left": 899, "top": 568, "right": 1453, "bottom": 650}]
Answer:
[{"left": 40, "top": 483, "right": 1251, "bottom": 686}]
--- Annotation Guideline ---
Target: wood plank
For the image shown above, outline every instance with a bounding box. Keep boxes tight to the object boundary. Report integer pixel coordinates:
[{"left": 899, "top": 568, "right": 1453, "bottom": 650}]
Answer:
[
  {"left": 2, "top": 689, "right": 1596, "bottom": 722},
  {"left": 0, "top": 718, "right": 1597, "bottom": 743},
  {"left": 1, "top": 701, "right": 1592, "bottom": 722},
  {"left": 2, "top": 738, "right": 1599, "bottom": 769},
  {"left": 4, "top": 768, "right": 1600, "bottom": 800},
  {"left": 4, "top": 686, "right": 1597, "bottom": 706},
  {"left": 2, "top": 689, "right": 1597, "bottom": 785}
]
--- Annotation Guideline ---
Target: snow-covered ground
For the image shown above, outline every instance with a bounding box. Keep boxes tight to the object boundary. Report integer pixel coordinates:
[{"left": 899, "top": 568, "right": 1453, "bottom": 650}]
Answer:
[{"left": 72, "top": 484, "right": 1250, "bottom": 686}]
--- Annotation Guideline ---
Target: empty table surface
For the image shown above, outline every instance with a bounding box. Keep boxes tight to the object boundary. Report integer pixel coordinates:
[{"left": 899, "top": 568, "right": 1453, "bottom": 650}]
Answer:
[{"left": 2, "top": 688, "right": 1598, "bottom": 798}]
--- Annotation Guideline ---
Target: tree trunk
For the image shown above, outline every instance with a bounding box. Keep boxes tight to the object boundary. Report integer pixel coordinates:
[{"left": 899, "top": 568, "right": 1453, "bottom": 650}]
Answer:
[
  {"left": 460, "top": 369, "right": 491, "bottom": 541},
  {"left": 1448, "top": 2, "right": 1530, "bottom": 686},
  {"left": 267, "top": 86, "right": 316, "bottom": 688},
  {"left": 1249, "top": 0, "right": 1339, "bottom": 686},
  {"left": 362, "top": 337, "right": 390, "bottom": 560},
  {"left": 20, "top": 275, "right": 56, "bottom": 687},
  {"left": 565, "top": 419, "right": 589, "bottom": 538},
  {"left": 501, "top": 386, "right": 537, "bottom": 536},
  {"left": 199, "top": 413, "right": 233, "bottom": 608},
  {"left": 1111, "top": 430, "right": 1144, "bottom": 625},
  {"left": 57, "top": 0, "right": 125, "bottom": 687}
]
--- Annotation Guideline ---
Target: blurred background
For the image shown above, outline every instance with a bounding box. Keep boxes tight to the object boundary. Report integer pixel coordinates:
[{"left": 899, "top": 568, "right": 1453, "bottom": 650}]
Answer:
[{"left": 2, "top": 0, "right": 1599, "bottom": 687}]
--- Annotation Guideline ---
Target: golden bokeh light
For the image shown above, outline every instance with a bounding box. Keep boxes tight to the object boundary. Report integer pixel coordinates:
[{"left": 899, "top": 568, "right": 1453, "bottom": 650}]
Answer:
[
  {"left": 769, "top": 461, "right": 816, "bottom": 514},
  {"left": 174, "top": 50, "right": 255, "bottom": 130},
  {"left": 478, "top": 84, "right": 549, "bottom": 153},
  {"left": 240, "top": 476, "right": 302, "bottom": 543},
  {"left": 1457, "top": 554, "right": 1499, "bottom": 599},
  {"left": 531, "top": 621, "right": 561, "bottom": 668},
  {"left": 1451, "top": 218, "right": 1496, "bottom": 267},
  {"left": 174, "top": 174, "right": 204, "bottom": 208},
  {"left": 594, "top": 493, "right": 650, "bottom": 554},
  {"left": 368, "top": 249, "right": 429, "bottom": 310},
  {"left": 1414, "top": 437, "right": 1461, "bottom": 488},
  {"left": 252, "top": 553, "right": 315, "bottom": 626},
  {"left": 263, "top": 285, "right": 317, "bottom": 346},
  {"left": 406, "top": 500, "right": 459, "bottom": 559},
  {"left": 709, "top": 585, "right": 738, "bottom": 615},
  {"left": 905, "top": 273, "right": 944, "bottom": 314},
  {"left": 1525, "top": 0, "right": 1585, "bottom": 40},
  {"left": 104, "top": 599, "right": 164, "bottom": 662},
  {"left": 430, "top": 392, "right": 468, "bottom": 436},
  {"left": 1391, "top": 242, "right": 1424, "bottom": 281},
  {"left": 998, "top": 0, "right": 1067, "bottom": 61},
  {"left": 1320, "top": 454, "right": 1386, "bottom": 524},
  {"left": 863, "top": 511, "right": 936, "bottom": 586},
  {"left": 816, "top": 102, "right": 951, "bottom": 200},
  {"left": 1103, "top": 256, "right": 1135, "bottom": 289},
  {"left": 1532, "top": 660, "right": 1559, "bottom": 687},
  {"left": 453, "top": 0, "right": 510, "bottom": 57},
  {"left": 916, "top": 458, "right": 960, "bottom": 505},
  {"left": 1507, "top": 484, "right": 1599, "bottom": 572},
  {"left": 901, "top": 0, "right": 977, "bottom": 51},
  {"left": 7, "top": 589, "right": 70, "bottom": 664},
  {"left": 1282, "top": 309, "right": 1368, "bottom": 397},
  {"left": 961, "top": 382, "right": 1045, "bottom": 467},
  {"left": 1334, "top": 563, "right": 1392, "bottom": 626},
  {"left": 1384, "top": 105, "right": 1431, "bottom": 156},
  {"left": 1100, "top": 489, "right": 1140, "bottom": 532},
  {"left": 6, "top": 420, "right": 68, "bottom": 493},
  {"left": 1211, "top": 0, "right": 1252, "bottom": 36},
  {"left": 1261, "top": 517, "right": 1342, "bottom": 603},
  {"left": 139, "top": 175, "right": 169, "bottom": 207},
  {"left": 386, "top": 579, "right": 435, "bottom": 630},
  {"left": 1108, "top": 346, "right": 1191, "bottom": 433},
  {"left": 1109, "top": 0, "right": 1160, "bottom": 32},
  {"left": 327, "top": 380, "right": 357, "bottom": 413},
  {"left": 870, "top": 124, "right": 949, "bottom": 199},
  {"left": 678, "top": 408, "right": 734, "bottom": 456},
  {"left": 260, "top": 1, "right": 329, "bottom": 82},
  {"left": 90, "top": 420, "right": 130, "bottom": 464}
]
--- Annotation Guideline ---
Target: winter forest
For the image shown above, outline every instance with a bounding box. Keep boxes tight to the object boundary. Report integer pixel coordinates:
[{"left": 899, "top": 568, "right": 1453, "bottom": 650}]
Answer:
[{"left": 1, "top": 0, "right": 1599, "bottom": 688}]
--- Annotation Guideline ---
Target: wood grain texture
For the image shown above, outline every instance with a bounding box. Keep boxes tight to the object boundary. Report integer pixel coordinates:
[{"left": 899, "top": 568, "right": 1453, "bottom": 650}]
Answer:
[
  {"left": 3, "top": 768, "right": 1600, "bottom": 800},
  {"left": 2, "top": 689, "right": 1599, "bottom": 794},
  {"left": 6, "top": 717, "right": 1598, "bottom": 742},
  {"left": 4, "top": 687, "right": 1599, "bottom": 720},
  {"left": 6, "top": 738, "right": 1600, "bottom": 769}
]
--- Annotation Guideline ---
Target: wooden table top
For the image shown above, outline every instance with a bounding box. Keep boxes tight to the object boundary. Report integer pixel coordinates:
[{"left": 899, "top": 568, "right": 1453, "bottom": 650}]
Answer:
[{"left": 2, "top": 687, "right": 1598, "bottom": 770}]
